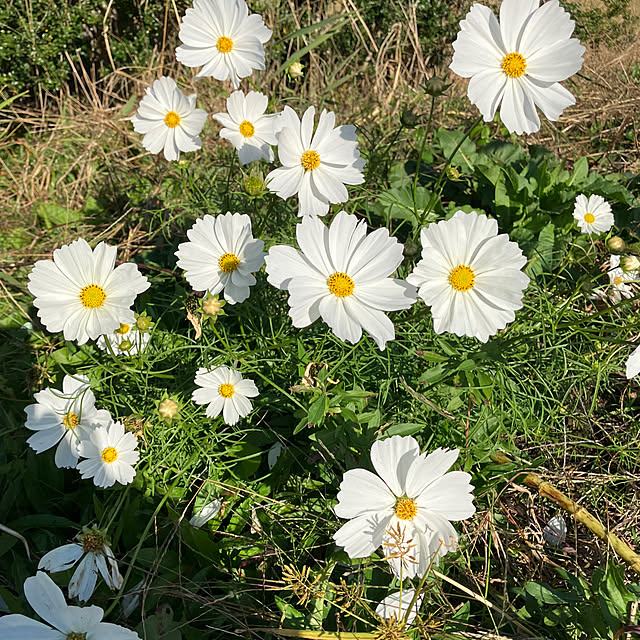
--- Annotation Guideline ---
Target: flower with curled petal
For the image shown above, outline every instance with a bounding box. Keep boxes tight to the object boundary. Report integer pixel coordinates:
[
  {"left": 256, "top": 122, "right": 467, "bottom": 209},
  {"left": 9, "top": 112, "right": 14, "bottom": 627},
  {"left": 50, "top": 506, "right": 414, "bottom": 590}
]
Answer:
[
  {"left": 450, "top": 0, "right": 585, "bottom": 135},
  {"left": 333, "top": 435, "right": 475, "bottom": 579}
]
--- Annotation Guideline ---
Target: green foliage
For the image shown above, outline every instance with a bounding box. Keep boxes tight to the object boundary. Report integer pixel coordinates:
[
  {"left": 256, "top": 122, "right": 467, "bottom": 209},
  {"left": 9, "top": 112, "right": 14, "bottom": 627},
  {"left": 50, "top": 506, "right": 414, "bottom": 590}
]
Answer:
[{"left": 0, "top": 0, "right": 184, "bottom": 95}]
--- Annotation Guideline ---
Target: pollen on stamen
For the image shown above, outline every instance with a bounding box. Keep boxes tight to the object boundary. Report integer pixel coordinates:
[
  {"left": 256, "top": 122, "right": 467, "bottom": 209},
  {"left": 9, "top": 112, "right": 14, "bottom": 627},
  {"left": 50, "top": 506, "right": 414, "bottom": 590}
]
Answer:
[
  {"left": 301, "top": 150, "right": 321, "bottom": 171},
  {"left": 62, "top": 412, "right": 80, "bottom": 429},
  {"left": 101, "top": 447, "right": 118, "bottom": 463},
  {"left": 79, "top": 284, "right": 107, "bottom": 309},
  {"left": 327, "top": 272, "right": 354, "bottom": 297},
  {"left": 239, "top": 120, "right": 255, "bottom": 137},
  {"left": 216, "top": 36, "right": 233, "bottom": 53},
  {"left": 395, "top": 498, "right": 418, "bottom": 521},
  {"left": 219, "top": 383, "right": 235, "bottom": 398},
  {"left": 164, "top": 110, "right": 181, "bottom": 128},
  {"left": 219, "top": 252, "right": 240, "bottom": 273},
  {"left": 501, "top": 52, "right": 527, "bottom": 78},
  {"left": 449, "top": 265, "right": 476, "bottom": 292}
]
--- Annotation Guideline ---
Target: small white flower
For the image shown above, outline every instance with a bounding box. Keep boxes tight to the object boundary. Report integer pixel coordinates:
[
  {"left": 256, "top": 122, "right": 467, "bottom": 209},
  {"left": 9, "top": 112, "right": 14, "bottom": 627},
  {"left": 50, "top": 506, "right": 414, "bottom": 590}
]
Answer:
[
  {"left": 24, "top": 374, "right": 111, "bottom": 469},
  {"left": 176, "top": 0, "right": 272, "bottom": 89},
  {"left": 627, "top": 344, "right": 640, "bottom": 379},
  {"left": 0, "top": 571, "right": 140, "bottom": 639},
  {"left": 190, "top": 499, "right": 222, "bottom": 527},
  {"left": 97, "top": 323, "right": 150, "bottom": 356},
  {"left": 175, "top": 212, "right": 266, "bottom": 304},
  {"left": 28, "top": 238, "right": 150, "bottom": 345},
  {"left": 131, "top": 76, "right": 207, "bottom": 162},
  {"left": 333, "top": 435, "right": 475, "bottom": 579},
  {"left": 542, "top": 515, "right": 567, "bottom": 547},
  {"left": 192, "top": 366, "right": 259, "bottom": 425},
  {"left": 212, "top": 90, "right": 280, "bottom": 164},
  {"left": 77, "top": 420, "right": 140, "bottom": 488},
  {"left": 407, "top": 210, "right": 529, "bottom": 342},
  {"left": 38, "top": 527, "right": 123, "bottom": 602},
  {"left": 592, "top": 255, "right": 636, "bottom": 303},
  {"left": 450, "top": 0, "right": 585, "bottom": 135},
  {"left": 375, "top": 589, "right": 424, "bottom": 626},
  {"left": 266, "top": 106, "right": 365, "bottom": 217},
  {"left": 265, "top": 211, "right": 416, "bottom": 350},
  {"left": 573, "top": 194, "right": 614, "bottom": 234}
]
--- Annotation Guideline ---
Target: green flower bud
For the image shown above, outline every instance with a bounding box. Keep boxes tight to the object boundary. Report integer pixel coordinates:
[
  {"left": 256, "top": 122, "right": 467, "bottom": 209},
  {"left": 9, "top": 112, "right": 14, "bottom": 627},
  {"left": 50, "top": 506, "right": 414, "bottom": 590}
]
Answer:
[{"left": 607, "top": 236, "right": 626, "bottom": 253}]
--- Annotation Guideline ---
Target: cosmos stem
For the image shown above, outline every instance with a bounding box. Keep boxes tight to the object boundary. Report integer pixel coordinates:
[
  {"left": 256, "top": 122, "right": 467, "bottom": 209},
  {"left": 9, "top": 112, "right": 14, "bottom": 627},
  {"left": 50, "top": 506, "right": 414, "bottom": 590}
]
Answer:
[{"left": 417, "top": 115, "right": 483, "bottom": 230}]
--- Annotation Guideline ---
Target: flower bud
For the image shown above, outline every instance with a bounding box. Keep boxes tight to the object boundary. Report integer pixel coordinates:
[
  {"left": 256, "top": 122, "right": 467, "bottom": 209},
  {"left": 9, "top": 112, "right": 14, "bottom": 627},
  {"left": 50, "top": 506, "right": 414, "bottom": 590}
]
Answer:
[
  {"left": 403, "top": 239, "right": 420, "bottom": 258},
  {"left": 245, "top": 174, "right": 264, "bottom": 197},
  {"left": 158, "top": 398, "right": 179, "bottom": 420},
  {"left": 400, "top": 109, "right": 418, "bottom": 128},
  {"left": 203, "top": 297, "right": 223, "bottom": 316},
  {"left": 447, "top": 166, "right": 461, "bottom": 180},
  {"left": 622, "top": 255, "right": 640, "bottom": 273},
  {"left": 607, "top": 236, "right": 626, "bottom": 253},
  {"left": 135, "top": 314, "right": 152, "bottom": 331},
  {"left": 423, "top": 76, "right": 450, "bottom": 97},
  {"left": 287, "top": 61, "right": 305, "bottom": 79},
  {"left": 118, "top": 338, "right": 133, "bottom": 352}
]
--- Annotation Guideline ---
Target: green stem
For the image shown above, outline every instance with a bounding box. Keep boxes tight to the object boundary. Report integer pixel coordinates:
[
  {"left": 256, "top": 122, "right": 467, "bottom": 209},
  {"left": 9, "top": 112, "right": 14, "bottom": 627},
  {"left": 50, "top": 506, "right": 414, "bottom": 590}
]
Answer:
[
  {"left": 411, "top": 94, "right": 437, "bottom": 215},
  {"left": 417, "top": 115, "right": 483, "bottom": 229}
]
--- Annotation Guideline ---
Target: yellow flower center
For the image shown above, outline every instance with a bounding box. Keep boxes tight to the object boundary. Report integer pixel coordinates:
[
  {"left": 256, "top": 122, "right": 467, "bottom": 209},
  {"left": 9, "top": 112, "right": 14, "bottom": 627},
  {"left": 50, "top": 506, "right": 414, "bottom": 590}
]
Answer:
[
  {"left": 79, "top": 284, "right": 107, "bottom": 309},
  {"left": 219, "top": 252, "right": 240, "bottom": 273},
  {"left": 327, "top": 272, "right": 354, "bottom": 297},
  {"left": 449, "top": 265, "right": 476, "bottom": 292},
  {"left": 164, "top": 110, "right": 181, "bottom": 128},
  {"left": 62, "top": 412, "right": 79, "bottom": 429},
  {"left": 66, "top": 633, "right": 87, "bottom": 640},
  {"left": 584, "top": 213, "right": 595, "bottom": 223},
  {"left": 239, "top": 120, "right": 255, "bottom": 137},
  {"left": 301, "top": 150, "right": 321, "bottom": 171},
  {"left": 395, "top": 498, "right": 418, "bottom": 521},
  {"left": 115, "top": 323, "right": 130, "bottom": 335},
  {"left": 614, "top": 276, "right": 623, "bottom": 285},
  {"left": 219, "top": 383, "right": 235, "bottom": 398},
  {"left": 501, "top": 52, "right": 527, "bottom": 78},
  {"left": 101, "top": 447, "right": 118, "bottom": 463},
  {"left": 216, "top": 36, "right": 233, "bottom": 53}
]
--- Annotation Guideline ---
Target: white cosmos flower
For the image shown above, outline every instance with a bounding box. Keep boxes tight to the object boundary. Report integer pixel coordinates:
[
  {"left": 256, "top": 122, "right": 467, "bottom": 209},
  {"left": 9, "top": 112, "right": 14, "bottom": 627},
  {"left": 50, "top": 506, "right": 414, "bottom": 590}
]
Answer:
[
  {"left": 407, "top": 210, "right": 529, "bottom": 342},
  {"left": 0, "top": 571, "right": 140, "bottom": 640},
  {"left": 28, "top": 238, "right": 150, "bottom": 346},
  {"left": 176, "top": 0, "right": 272, "bottom": 89},
  {"left": 627, "top": 344, "right": 640, "bottom": 379},
  {"left": 375, "top": 589, "right": 424, "bottom": 627},
  {"left": 192, "top": 366, "right": 258, "bottom": 425},
  {"left": 266, "top": 106, "right": 365, "bottom": 217},
  {"left": 77, "top": 420, "right": 140, "bottom": 488},
  {"left": 24, "top": 374, "right": 111, "bottom": 469},
  {"left": 265, "top": 211, "right": 416, "bottom": 350},
  {"left": 333, "top": 435, "right": 475, "bottom": 579},
  {"left": 38, "top": 527, "right": 123, "bottom": 603},
  {"left": 212, "top": 90, "right": 280, "bottom": 164},
  {"left": 592, "top": 255, "right": 636, "bottom": 304},
  {"left": 175, "top": 212, "right": 265, "bottom": 304},
  {"left": 131, "top": 76, "right": 207, "bottom": 162},
  {"left": 572, "top": 194, "right": 614, "bottom": 234},
  {"left": 450, "top": 0, "right": 585, "bottom": 135},
  {"left": 96, "top": 323, "right": 150, "bottom": 356}
]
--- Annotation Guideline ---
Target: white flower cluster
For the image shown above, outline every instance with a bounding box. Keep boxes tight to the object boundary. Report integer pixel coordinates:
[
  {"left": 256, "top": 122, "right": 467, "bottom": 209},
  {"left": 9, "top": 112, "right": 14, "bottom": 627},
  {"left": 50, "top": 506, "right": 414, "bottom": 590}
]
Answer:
[{"left": 24, "top": 374, "right": 139, "bottom": 487}]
